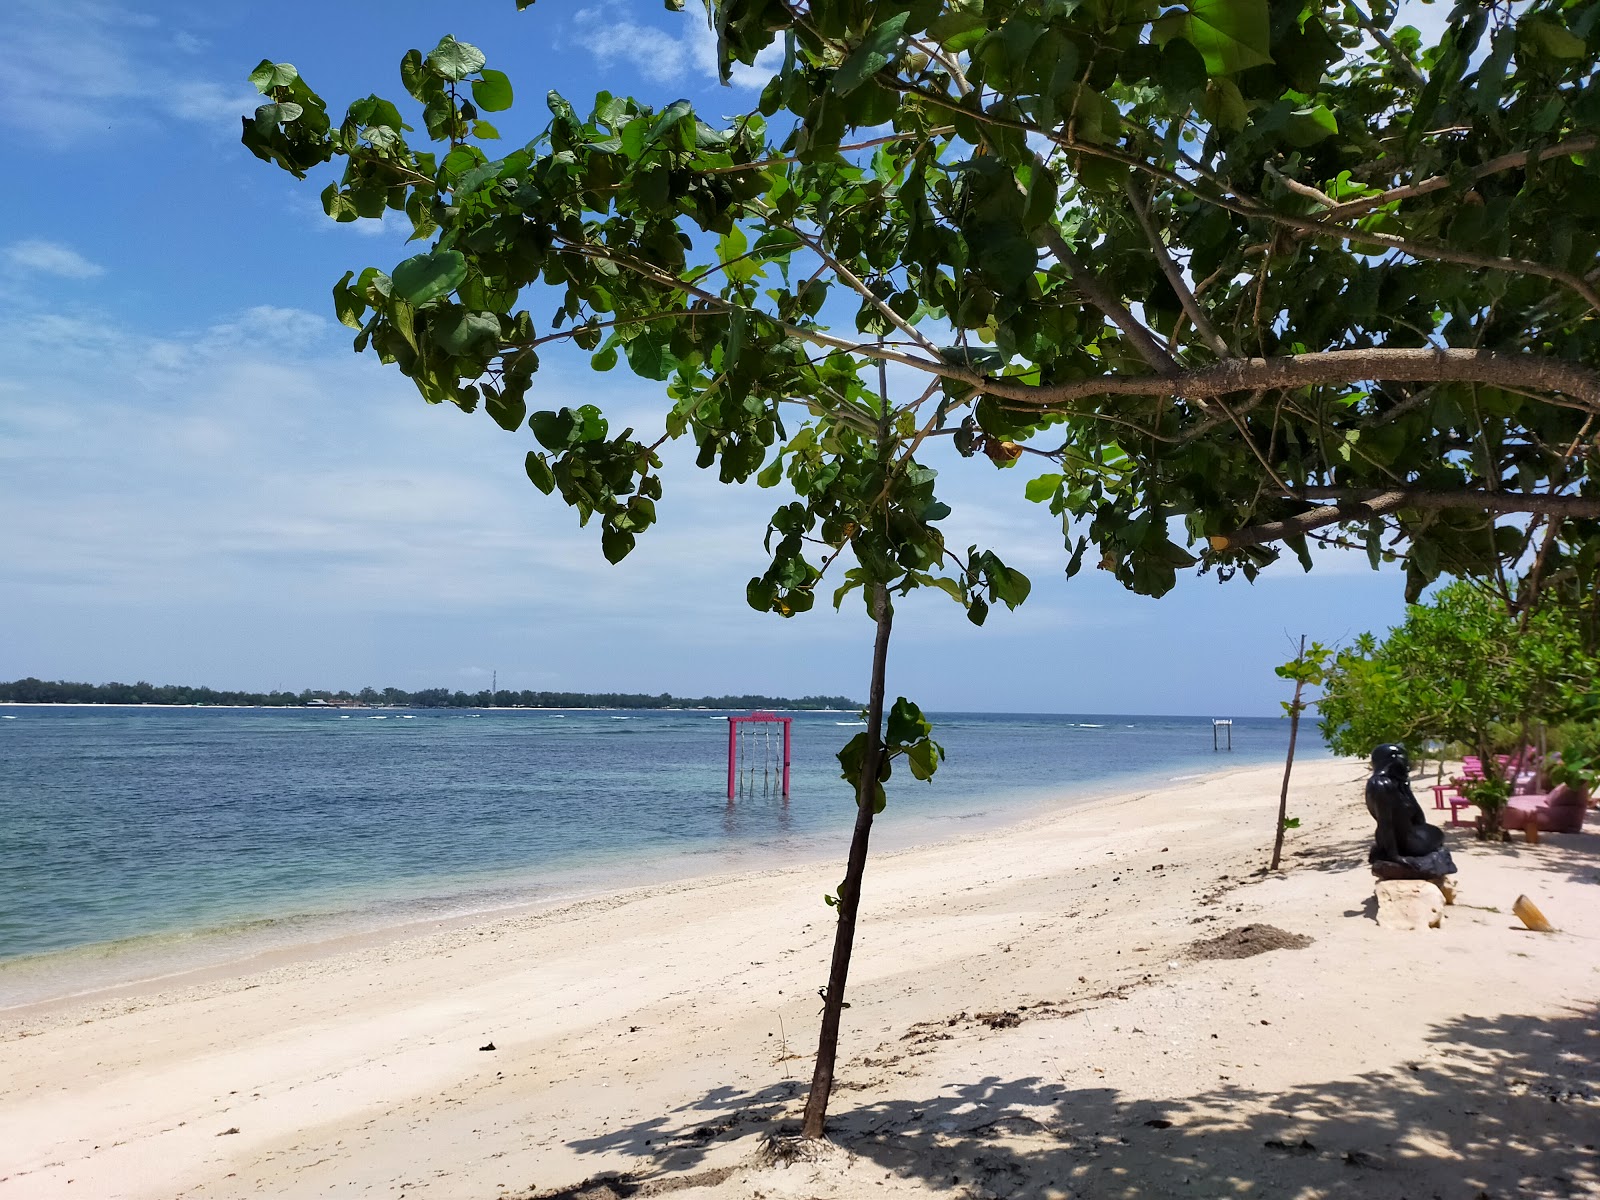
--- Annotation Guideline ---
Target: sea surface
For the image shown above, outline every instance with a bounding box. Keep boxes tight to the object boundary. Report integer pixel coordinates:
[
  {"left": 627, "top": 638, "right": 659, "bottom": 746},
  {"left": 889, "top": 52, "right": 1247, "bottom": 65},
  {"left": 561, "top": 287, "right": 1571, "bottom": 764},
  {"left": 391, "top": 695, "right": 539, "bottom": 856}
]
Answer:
[{"left": 0, "top": 707, "right": 1315, "bottom": 1005}]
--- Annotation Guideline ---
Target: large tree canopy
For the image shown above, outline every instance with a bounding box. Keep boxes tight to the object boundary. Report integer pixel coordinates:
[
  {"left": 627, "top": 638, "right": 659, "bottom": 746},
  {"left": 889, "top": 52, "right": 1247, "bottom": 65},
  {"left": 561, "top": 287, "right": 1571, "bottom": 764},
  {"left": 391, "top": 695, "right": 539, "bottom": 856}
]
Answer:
[
  {"left": 244, "top": 0, "right": 1600, "bottom": 1137},
  {"left": 246, "top": 0, "right": 1600, "bottom": 610}
]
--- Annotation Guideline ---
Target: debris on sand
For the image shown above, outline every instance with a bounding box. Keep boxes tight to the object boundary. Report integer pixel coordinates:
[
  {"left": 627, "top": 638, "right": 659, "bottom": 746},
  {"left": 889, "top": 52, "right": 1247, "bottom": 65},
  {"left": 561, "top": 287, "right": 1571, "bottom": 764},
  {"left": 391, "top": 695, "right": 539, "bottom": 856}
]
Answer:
[{"left": 1188, "top": 924, "right": 1313, "bottom": 960}]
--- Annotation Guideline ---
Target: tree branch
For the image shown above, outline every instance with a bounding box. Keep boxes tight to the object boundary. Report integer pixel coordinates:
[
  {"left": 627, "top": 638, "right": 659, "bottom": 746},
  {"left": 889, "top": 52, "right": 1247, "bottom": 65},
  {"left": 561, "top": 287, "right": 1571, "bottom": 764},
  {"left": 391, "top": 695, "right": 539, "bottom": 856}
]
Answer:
[
  {"left": 1325, "top": 136, "right": 1599, "bottom": 221},
  {"left": 1041, "top": 232, "right": 1179, "bottom": 376},
  {"left": 1122, "top": 176, "right": 1231, "bottom": 358},
  {"left": 1212, "top": 488, "right": 1600, "bottom": 552},
  {"left": 1346, "top": 1, "right": 1427, "bottom": 88},
  {"left": 986, "top": 347, "right": 1600, "bottom": 410},
  {"left": 551, "top": 239, "right": 1600, "bottom": 424},
  {"left": 785, "top": 225, "right": 945, "bottom": 359}
]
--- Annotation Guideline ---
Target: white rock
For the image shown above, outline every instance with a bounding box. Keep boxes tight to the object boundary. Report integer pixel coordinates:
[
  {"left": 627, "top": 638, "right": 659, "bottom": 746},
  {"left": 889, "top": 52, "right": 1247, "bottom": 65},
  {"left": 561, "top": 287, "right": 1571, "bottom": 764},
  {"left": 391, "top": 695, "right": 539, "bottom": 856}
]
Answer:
[{"left": 1375, "top": 880, "right": 1444, "bottom": 930}]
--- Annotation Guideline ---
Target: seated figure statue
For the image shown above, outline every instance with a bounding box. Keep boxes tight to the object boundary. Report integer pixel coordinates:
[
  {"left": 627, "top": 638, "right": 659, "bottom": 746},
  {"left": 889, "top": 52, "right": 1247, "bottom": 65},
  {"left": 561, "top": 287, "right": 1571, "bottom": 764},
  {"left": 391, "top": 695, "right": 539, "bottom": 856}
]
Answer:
[{"left": 1366, "top": 743, "right": 1457, "bottom": 880}]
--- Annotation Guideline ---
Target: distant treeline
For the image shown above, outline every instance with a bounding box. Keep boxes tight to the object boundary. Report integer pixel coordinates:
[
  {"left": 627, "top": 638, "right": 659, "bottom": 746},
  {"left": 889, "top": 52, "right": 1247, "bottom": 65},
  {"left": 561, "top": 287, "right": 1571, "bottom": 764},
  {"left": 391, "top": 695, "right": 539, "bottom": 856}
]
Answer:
[{"left": 0, "top": 678, "right": 859, "bottom": 711}]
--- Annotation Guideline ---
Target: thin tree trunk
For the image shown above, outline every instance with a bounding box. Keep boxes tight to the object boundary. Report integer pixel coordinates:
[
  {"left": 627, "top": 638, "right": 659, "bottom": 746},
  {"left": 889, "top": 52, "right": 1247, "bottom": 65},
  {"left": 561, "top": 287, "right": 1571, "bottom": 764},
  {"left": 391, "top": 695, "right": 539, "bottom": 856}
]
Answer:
[
  {"left": 1271, "top": 635, "right": 1307, "bottom": 872},
  {"left": 801, "top": 582, "right": 893, "bottom": 1139}
]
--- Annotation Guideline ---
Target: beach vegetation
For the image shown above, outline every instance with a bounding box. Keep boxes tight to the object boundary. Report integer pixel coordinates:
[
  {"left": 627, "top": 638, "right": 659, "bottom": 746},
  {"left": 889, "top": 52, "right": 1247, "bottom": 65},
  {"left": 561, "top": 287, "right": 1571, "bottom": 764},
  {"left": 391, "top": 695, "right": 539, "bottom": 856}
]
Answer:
[
  {"left": 243, "top": 0, "right": 1600, "bottom": 1134},
  {"left": 1546, "top": 723, "right": 1600, "bottom": 794},
  {"left": 1270, "top": 635, "right": 1328, "bottom": 870},
  {"left": 1319, "top": 580, "right": 1599, "bottom": 835},
  {"left": 0, "top": 678, "right": 859, "bottom": 711}
]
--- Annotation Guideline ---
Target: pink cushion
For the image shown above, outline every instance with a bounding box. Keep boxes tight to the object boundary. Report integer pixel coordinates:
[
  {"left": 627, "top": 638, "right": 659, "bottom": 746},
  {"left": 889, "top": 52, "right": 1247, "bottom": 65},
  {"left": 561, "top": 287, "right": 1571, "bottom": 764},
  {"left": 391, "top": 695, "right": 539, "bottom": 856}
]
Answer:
[{"left": 1504, "top": 786, "right": 1586, "bottom": 834}]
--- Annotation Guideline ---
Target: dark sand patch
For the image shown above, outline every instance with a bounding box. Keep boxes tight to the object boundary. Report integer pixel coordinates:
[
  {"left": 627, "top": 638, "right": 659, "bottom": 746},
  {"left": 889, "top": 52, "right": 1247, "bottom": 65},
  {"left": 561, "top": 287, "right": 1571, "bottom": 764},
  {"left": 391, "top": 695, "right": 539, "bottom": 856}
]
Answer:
[{"left": 1188, "top": 923, "right": 1313, "bottom": 960}]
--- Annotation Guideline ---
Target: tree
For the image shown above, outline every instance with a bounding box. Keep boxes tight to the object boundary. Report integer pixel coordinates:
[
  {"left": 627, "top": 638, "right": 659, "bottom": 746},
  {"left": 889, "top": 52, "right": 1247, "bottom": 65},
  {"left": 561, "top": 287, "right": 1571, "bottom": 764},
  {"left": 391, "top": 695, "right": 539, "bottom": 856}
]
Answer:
[
  {"left": 1319, "top": 580, "right": 1597, "bottom": 833},
  {"left": 244, "top": 0, "right": 1600, "bottom": 1135},
  {"left": 1270, "top": 634, "right": 1328, "bottom": 871}
]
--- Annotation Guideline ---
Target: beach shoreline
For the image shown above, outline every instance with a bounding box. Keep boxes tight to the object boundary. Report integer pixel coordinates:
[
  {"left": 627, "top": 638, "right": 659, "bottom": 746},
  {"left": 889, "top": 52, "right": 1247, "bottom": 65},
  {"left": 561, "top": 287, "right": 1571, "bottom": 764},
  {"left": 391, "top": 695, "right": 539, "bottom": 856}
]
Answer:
[
  {"left": 0, "top": 752, "right": 1320, "bottom": 1014},
  {"left": 3, "top": 757, "right": 1594, "bottom": 1200}
]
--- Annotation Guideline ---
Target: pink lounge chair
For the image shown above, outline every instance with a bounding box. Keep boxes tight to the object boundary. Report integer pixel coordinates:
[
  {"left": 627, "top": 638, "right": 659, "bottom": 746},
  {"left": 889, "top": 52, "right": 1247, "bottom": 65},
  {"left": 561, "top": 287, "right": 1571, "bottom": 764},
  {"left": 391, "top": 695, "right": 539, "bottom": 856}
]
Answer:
[{"left": 1502, "top": 784, "right": 1588, "bottom": 835}]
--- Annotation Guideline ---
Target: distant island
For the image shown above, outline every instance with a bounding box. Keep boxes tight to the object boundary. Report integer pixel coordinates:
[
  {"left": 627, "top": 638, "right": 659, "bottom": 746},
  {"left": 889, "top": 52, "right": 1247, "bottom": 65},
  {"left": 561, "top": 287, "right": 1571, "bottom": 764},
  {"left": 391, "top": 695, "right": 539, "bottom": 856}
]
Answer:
[{"left": 0, "top": 677, "right": 859, "bottom": 711}]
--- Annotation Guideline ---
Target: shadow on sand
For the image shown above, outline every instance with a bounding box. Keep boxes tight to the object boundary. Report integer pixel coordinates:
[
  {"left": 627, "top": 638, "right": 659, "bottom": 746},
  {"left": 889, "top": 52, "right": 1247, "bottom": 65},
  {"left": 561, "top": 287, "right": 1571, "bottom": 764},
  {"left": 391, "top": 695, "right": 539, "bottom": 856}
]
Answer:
[{"left": 540, "top": 1005, "right": 1599, "bottom": 1199}]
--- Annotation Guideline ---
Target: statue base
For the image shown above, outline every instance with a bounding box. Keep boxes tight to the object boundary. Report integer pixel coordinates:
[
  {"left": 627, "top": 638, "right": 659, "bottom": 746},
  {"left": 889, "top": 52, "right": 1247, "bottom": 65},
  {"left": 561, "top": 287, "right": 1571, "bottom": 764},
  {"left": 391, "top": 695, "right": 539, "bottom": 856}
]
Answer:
[{"left": 1370, "top": 846, "right": 1456, "bottom": 880}]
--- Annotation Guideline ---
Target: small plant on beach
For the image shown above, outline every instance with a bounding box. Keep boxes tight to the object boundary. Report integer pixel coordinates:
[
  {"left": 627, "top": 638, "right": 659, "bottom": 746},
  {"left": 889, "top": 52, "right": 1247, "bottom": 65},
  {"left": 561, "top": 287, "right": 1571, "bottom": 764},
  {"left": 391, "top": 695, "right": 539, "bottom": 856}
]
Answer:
[
  {"left": 1271, "top": 636, "right": 1329, "bottom": 871},
  {"left": 1466, "top": 774, "right": 1514, "bottom": 841},
  {"left": 244, "top": 0, "right": 1600, "bottom": 1136}
]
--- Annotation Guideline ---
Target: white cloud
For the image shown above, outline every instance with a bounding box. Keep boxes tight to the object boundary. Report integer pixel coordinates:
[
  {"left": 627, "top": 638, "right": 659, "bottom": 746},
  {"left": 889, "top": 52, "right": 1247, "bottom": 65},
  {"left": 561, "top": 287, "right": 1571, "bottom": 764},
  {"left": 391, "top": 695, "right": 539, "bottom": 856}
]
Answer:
[
  {"left": 571, "top": 3, "right": 782, "bottom": 90},
  {"left": 4, "top": 239, "right": 105, "bottom": 279},
  {"left": 0, "top": 0, "right": 251, "bottom": 144},
  {"left": 164, "top": 78, "right": 261, "bottom": 126}
]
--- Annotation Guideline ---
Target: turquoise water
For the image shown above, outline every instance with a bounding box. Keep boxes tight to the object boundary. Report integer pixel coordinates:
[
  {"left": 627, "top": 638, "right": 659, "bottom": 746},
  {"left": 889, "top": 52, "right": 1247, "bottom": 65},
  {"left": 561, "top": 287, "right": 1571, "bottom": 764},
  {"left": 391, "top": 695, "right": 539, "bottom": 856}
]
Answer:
[{"left": 0, "top": 707, "right": 1306, "bottom": 1003}]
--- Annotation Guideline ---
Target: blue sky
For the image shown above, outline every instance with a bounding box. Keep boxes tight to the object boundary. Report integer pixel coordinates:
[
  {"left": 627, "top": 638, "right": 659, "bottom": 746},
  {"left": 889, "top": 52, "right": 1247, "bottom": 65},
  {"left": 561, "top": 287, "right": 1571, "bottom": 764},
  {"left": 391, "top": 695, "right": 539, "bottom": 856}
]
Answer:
[{"left": 0, "top": 0, "right": 1420, "bottom": 715}]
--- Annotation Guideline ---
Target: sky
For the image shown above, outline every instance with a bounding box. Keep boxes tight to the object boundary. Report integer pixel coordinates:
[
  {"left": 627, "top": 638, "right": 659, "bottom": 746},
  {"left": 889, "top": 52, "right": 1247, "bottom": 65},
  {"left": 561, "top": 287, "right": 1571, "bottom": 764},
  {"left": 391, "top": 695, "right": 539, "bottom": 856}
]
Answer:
[{"left": 0, "top": 0, "right": 1431, "bottom": 716}]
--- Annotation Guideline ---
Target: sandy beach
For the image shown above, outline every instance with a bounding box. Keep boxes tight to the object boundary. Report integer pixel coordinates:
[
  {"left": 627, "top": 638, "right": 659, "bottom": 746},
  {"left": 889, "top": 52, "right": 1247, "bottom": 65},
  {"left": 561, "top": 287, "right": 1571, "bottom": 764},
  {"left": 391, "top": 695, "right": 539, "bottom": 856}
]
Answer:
[{"left": 2, "top": 758, "right": 1596, "bottom": 1199}]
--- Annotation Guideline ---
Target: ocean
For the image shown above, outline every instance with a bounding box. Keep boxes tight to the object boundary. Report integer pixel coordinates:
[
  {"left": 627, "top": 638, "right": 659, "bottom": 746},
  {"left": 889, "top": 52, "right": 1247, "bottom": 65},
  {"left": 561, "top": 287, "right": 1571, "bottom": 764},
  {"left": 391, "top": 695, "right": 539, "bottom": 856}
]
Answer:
[{"left": 0, "top": 707, "right": 1314, "bottom": 1006}]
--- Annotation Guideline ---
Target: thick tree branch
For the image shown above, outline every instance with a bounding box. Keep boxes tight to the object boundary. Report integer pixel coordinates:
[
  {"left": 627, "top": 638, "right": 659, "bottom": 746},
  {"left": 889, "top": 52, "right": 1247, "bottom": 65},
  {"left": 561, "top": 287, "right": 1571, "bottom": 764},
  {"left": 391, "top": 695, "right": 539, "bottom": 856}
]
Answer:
[
  {"left": 553, "top": 239, "right": 1600, "bottom": 422},
  {"left": 1212, "top": 488, "right": 1600, "bottom": 552},
  {"left": 985, "top": 348, "right": 1600, "bottom": 410}
]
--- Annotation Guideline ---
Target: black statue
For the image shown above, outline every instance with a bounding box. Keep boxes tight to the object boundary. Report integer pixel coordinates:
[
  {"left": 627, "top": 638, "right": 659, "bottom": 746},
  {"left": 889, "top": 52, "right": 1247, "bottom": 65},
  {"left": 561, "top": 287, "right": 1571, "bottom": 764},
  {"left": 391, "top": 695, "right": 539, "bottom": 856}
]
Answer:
[{"left": 1366, "top": 743, "right": 1457, "bottom": 880}]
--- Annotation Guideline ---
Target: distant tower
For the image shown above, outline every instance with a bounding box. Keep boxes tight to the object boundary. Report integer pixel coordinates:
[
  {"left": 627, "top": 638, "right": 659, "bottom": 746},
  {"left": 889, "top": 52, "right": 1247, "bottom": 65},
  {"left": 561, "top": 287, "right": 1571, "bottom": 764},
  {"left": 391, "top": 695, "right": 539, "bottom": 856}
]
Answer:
[{"left": 491, "top": 670, "right": 497, "bottom": 708}]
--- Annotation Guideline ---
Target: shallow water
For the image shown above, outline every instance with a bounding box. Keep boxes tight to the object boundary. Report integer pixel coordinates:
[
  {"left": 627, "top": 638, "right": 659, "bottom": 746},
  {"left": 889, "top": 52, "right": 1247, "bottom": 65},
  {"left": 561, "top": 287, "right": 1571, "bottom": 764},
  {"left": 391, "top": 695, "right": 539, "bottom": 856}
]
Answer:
[{"left": 0, "top": 707, "right": 1308, "bottom": 1003}]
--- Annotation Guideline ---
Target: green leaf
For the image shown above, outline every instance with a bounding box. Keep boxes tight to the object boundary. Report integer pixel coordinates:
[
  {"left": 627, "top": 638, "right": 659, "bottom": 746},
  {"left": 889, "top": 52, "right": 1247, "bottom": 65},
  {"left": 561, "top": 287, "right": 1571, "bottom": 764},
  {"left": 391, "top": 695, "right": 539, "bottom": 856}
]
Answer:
[
  {"left": 1183, "top": 0, "right": 1273, "bottom": 74},
  {"left": 426, "top": 35, "right": 487, "bottom": 82},
  {"left": 1522, "top": 17, "right": 1586, "bottom": 60},
  {"left": 524, "top": 451, "right": 555, "bottom": 494},
  {"left": 1200, "top": 77, "right": 1248, "bottom": 131},
  {"left": 834, "top": 11, "right": 910, "bottom": 95},
  {"left": 836, "top": 731, "right": 868, "bottom": 786},
  {"left": 332, "top": 270, "right": 366, "bottom": 329},
  {"left": 455, "top": 159, "right": 504, "bottom": 195},
  {"left": 391, "top": 249, "right": 467, "bottom": 306},
  {"left": 1282, "top": 104, "right": 1338, "bottom": 147},
  {"left": 529, "top": 408, "right": 576, "bottom": 450},
  {"left": 590, "top": 345, "right": 619, "bottom": 372},
  {"left": 601, "top": 525, "right": 636, "bottom": 563},
  {"left": 249, "top": 60, "right": 299, "bottom": 93},
  {"left": 471, "top": 68, "right": 514, "bottom": 111},
  {"left": 885, "top": 697, "right": 930, "bottom": 747},
  {"left": 485, "top": 386, "right": 526, "bottom": 433},
  {"left": 1025, "top": 473, "right": 1063, "bottom": 503},
  {"left": 1160, "top": 37, "right": 1209, "bottom": 93},
  {"left": 757, "top": 457, "right": 784, "bottom": 488},
  {"left": 400, "top": 49, "right": 437, "bottom": 102},
  {"left": 905, "top": 738, "right": 942, "bottom": 782},
  {"left": 253, "top": 101, "right": 303, "bottom": 130},
  {"left": 433, "top": 307, "right": 501, "bottom": 356}
]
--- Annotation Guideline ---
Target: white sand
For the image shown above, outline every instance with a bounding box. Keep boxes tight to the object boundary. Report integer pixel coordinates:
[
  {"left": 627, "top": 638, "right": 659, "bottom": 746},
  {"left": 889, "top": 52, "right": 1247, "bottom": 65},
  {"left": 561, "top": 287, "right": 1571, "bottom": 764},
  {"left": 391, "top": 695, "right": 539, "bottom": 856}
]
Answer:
[{"left": 2, "top": 759, "right": 1596, "bottom": 1199}]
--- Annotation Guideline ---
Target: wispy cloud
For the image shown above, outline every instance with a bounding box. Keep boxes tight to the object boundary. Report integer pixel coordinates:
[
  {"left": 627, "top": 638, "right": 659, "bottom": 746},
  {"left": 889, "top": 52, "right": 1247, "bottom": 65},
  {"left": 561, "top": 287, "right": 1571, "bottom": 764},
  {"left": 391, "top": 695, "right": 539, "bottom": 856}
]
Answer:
[
  {"left": 0, "top": 299, "right": 781, "bottom": 621},
  {"left": 4, "top": 239, "right": 105, "bottom": 279},
  {"left": 571, "top": 3, "right": 782, "bottom": 90},
  {"left": 0, "top": 0, "right": 255, "bottom": 145}
]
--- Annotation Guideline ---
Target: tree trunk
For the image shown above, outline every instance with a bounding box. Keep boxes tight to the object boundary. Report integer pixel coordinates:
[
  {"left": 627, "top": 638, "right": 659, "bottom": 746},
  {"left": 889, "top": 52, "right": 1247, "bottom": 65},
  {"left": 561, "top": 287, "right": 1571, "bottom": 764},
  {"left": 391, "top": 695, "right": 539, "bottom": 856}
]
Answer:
[
  {"left": 1270, "top": 635, "right": 1307, "bottom": 872},
  {"left": 801, "top": 582, "right": 893, "bottom": 1139}
]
